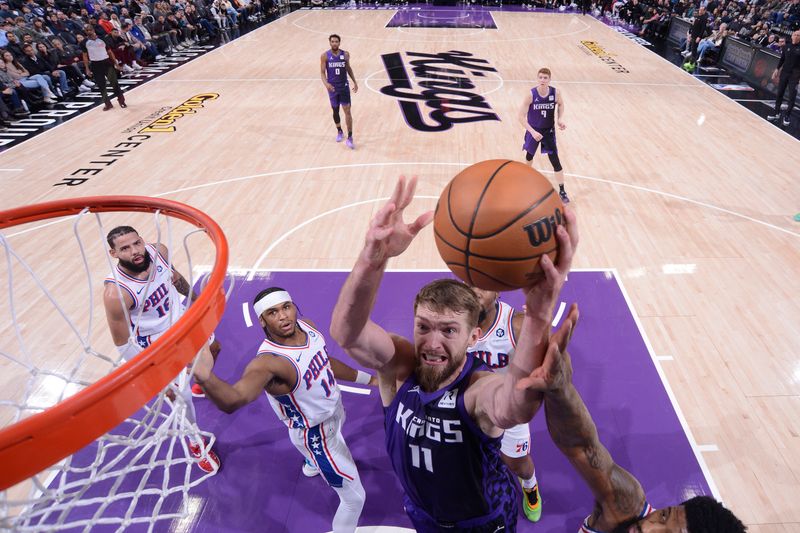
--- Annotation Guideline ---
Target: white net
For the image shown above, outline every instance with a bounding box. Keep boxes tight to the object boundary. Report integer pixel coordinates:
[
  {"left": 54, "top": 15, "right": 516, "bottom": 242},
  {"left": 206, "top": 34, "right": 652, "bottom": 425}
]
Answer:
[{"left": 0, "top": 202, "right": 226, "bottom": 532}]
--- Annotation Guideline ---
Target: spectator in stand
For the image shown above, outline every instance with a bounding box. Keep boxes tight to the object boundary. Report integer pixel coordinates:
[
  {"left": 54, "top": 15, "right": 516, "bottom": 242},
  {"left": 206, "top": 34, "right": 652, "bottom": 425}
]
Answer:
[
  {"left": 697, "top": 22, "right": 729, "bottom": 62},
  {"left": 5, "top": 31, "right": 25, "bottom": 56},
  {"left": 0, "top": 60, "right": 33, "bottom": 116},
  {"left": 2, "top": 49, "right": 57, "bottom": 102},
  {"left": 130, "top": 16, "right": 163, "bottom": 59},
  {"left": 22, "top": 42, "right": 70, "bottom": 95},
  {"left": 683, "top": 5, "right": 709, "bottom": 59},
  {"left": 107, "top": 27, "right": 140, "bottom": 72},
  {"left": 50, "top": 37, "right": 95, "bottom": 91},
  {"left": 174, "top": 10, "right": 198, "bottom": 44},
  {"left": 97, "top": 11, "right": 113, "bottom": 34},
  {"left": 152, "top": 13, "right": 182, "bottom": 52},
  {"left": 185, "top": 4, "right": 216, "bottom": 41}
]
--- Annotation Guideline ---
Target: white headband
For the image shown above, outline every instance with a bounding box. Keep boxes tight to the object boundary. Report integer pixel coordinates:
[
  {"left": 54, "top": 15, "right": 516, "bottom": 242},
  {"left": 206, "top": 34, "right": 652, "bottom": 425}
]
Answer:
[{"left": 253, "top": 291, "right": 292, "bottom": 317}]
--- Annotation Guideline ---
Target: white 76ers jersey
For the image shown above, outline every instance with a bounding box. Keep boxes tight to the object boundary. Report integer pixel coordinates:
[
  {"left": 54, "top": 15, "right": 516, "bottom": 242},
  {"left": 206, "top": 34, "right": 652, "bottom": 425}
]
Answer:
[
  {"left": 467, "top": 300, "right": 517, "bottom": 372},
  {"left": 104, "top": 244, "right": 183, "bottom": 338},
  {"left": 260, "top": 320, "right": 342, "bottom": 429}
]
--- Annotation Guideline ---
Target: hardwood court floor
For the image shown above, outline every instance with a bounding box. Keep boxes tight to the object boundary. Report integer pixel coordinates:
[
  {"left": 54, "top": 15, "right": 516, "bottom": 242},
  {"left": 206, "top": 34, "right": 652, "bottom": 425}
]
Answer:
[{"left": 0, "top": 8, "right": 798, "bottom": 531}]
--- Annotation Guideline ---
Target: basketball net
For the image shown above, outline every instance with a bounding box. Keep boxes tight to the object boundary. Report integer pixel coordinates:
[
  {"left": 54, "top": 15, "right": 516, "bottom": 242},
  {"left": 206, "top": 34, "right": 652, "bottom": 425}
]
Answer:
[{"left": 0, "top": 200, "right": 228, "bottom": 532}]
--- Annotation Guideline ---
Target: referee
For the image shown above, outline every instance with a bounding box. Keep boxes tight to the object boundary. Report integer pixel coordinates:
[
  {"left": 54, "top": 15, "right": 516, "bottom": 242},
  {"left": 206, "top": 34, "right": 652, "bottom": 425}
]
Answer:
[
  {"left": 81, "top": 24, "right": 127, "bottom": 111},
  {"left": 768, "top": 29, "right": 800, "bottom": 127}
]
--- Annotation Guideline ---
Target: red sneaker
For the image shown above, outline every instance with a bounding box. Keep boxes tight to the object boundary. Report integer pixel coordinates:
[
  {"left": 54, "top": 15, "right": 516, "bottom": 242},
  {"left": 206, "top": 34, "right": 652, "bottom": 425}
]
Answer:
[
  {"left": 191, "top": 383, "right": 205, "bottom": 398},
  {"left": 189, "top": 440, "right": 220, "bottom": 473}
]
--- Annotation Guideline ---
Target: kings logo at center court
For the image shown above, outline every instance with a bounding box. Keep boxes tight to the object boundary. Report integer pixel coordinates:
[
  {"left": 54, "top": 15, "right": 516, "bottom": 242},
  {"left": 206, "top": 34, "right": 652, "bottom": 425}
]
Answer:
[{"left": 380, "top": 50, "right": 501, "bottom": 132}]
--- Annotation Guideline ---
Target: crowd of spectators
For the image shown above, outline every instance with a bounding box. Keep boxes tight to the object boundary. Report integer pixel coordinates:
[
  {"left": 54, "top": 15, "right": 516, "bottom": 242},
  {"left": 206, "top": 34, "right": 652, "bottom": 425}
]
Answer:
[
  {"left": 604, "top": 0, "right": 798, "bottom": 61},
  {"left": 0, "top": 0, "right": 279, "bottom": 127}
]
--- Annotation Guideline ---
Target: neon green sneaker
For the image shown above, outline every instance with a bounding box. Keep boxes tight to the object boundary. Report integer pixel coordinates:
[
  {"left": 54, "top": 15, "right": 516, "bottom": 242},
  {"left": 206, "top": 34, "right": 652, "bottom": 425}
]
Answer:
[{"left": 521, "top": 481, "right": 542, "bottom": 522}]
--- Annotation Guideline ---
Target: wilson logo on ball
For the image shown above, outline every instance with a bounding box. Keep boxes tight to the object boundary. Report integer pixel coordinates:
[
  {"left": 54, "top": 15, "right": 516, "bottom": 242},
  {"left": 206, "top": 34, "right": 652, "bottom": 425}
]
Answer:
[{"left": 522, "top": 208, "right": 563, "bottom": 247}]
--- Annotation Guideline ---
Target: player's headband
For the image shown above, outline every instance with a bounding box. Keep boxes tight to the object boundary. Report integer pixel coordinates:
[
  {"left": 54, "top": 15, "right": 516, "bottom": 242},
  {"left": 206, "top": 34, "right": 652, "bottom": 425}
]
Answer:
[{"left": 253, "top": 291, "right": 292, "bottom": 317}]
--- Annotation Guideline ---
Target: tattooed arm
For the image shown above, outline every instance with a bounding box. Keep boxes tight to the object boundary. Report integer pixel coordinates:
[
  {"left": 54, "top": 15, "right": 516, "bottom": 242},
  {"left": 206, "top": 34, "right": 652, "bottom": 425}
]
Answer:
[
  {"left": 154, "top": 243, "right": 198, "bottom": 301},
  {"left": 541, "top": 350, "right": 646, "bottom": 530}
]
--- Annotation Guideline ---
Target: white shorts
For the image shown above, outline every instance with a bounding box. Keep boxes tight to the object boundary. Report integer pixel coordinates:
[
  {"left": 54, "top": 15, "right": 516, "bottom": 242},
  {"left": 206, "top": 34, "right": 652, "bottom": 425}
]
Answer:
[
  {"left": 288, "top": 403, "right": 359, "bottom": 489},
  {"left": 500, "top": 422, "right": 532, "bottom": 458}
]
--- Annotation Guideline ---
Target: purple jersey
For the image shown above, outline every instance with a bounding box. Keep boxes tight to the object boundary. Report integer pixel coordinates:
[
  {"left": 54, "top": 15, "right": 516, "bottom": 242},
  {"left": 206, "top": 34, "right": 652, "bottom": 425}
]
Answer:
[
  {"left": 526, "top": 86, "right": 556, "bottom": 130},
  {"left": 326, "top": 49, "right": 349, "bottom": 88},
  {"left": 384, "top": 356, "right": 517, "bottom": 529}
]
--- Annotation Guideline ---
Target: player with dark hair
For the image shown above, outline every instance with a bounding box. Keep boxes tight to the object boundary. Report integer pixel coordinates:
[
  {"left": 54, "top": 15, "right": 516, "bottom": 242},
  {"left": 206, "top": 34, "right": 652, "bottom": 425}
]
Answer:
[
  {"left": 320, "top": 34, "right": 358, "bottom": 149},
  {"left": 193, "top": 287, "right": 374, "bottom": 533},
  {"left": 518, "top": 320, "right": 747, "bottom": 533},
  {"left": 330, "top": 176, "right": 579, "bottom": 532},
  {"left": 520, "top": 67, "right": 569, "bottom": 203}
]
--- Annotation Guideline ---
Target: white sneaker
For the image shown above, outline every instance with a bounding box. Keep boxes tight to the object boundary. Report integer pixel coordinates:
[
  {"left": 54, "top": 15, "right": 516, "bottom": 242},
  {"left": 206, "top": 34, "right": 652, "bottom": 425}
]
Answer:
[
  {"left": 78, "top": 85, "right": 90, "bottom": 92},
  {"left": 155, "top": 54, "right": 164, "bottom": 60},
  {"left": 122, "top": 64, "right": 134, "bottom": 73},
  {"left": 42, "top": 96, "right": 55, "bottom": 103},
  {"left": 82, "top": 79, "right": 95, "bottom": 87},
  {"left": 302, "top": 459, "right": 319, "bottom": 477},
  {"left": 132, "top": 62, "right": 142, "bottom": 70}
]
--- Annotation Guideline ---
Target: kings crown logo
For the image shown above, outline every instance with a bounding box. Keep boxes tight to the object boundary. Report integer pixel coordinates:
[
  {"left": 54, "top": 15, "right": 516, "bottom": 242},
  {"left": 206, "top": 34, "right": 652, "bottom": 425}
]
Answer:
[{"left": 380, "top": 50, "right": 501, "bottom": 132}]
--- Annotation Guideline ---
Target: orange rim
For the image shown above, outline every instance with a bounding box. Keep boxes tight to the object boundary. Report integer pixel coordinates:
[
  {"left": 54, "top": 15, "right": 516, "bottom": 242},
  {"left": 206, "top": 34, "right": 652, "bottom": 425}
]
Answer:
[{"left": 0, "top": 196, "right": 228, "bottom": 491}]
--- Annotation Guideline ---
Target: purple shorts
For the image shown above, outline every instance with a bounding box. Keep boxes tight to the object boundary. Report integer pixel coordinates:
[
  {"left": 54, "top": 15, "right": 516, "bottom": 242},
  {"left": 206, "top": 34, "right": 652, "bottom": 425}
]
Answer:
[
  {"left": 328, "top": 85, "right": 351, "bottom": 108},
  {"left": 523, "top": 127, "right": 557, "bottom": 156}
]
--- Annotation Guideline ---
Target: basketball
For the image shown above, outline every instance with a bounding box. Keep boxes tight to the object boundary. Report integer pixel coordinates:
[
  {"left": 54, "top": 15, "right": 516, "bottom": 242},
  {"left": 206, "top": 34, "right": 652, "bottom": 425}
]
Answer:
[{"left": 433, "top": 159, "right": 564, "bottom": 292}]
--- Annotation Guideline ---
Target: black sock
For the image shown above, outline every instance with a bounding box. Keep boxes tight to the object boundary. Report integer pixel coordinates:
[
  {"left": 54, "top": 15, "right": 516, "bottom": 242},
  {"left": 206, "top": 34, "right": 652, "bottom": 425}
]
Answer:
[
  {"left": 347, "top": 131, "right": 352, "bottom": 138},
  {"left": 559, "top": 184, "right": 565, "bottom": 192},
  {"left": 337, "top": 126, "right": 343, "bottom": 133}
]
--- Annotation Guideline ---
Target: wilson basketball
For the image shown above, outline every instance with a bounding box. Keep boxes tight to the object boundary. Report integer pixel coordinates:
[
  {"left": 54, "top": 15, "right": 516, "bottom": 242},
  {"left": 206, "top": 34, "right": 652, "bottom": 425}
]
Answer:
[{"left": 433, "top": 159, "right": 563, "bottom": 291}]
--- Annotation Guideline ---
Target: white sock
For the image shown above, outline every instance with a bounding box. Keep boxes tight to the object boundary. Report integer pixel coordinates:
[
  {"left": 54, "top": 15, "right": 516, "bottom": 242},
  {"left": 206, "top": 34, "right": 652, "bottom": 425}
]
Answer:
[{"left": 522, "top": 472, "right": 538, "bottom": 490}]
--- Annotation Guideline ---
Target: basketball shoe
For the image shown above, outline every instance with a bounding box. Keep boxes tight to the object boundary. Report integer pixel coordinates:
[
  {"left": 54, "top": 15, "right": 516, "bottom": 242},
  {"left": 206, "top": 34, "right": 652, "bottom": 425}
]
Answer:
[
  {"left": 559, "top": 188, "right": 570, "bottom": 204},
  {"left": 521, "top": 481, "right": 542, "bottom": 522},
  {"left": 336, "top": 131, "right": 344, "bottom": 142},
  {"left": 191, "top": 383, "right": 205, "bottom": 397},
  {"left": 189, "top": 439, "right": 221, "bottom": 474},
  {"left": 302, "top": 458, "right": 320, "bottom": 477},
  {"left": 345, "top": 137, "right": 354, "bottom": 149}
]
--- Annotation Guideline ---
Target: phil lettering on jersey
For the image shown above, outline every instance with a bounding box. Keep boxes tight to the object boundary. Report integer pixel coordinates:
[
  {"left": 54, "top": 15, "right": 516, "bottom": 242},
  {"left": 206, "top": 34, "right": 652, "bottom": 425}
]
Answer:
[{"left": 302, "top": 349, "right": 331, "bottom": 390}]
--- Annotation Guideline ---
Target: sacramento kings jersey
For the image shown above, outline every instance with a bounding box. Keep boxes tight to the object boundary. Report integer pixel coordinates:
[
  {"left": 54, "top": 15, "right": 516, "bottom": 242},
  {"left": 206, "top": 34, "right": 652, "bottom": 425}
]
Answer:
[
  {"left": 326, "top": 49, "right": 348, "bottom": 88},
  {"left": 384, "top": 356, "right": 517, "bottom": 527},
  {"left": 104, "top": 244, "right": 182, "bottom": 337},
  {"left": 467, "top": 301, "right": 517, "bottom": 372},
  {"left": 527, "top": 86, "right": 556, "bottom": 130},
  {"left": 260, "top": 320, "right": 342, "bottom": 429}
]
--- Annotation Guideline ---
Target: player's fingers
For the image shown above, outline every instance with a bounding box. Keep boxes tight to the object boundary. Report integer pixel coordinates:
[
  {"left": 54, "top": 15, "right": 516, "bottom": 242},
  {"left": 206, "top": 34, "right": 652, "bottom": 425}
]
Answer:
[
  {"left": 515, "top": 375, "right": 548, "bottom": 392},
  {"left": 371, "top": 201, "right": 396, "bottom": 229},
  {"left": 409, "top": 210, "right": 434, "bottom": 235},
  {"left": 553, "top": 224, "right": 573, "bottom": 274},
  {"left": 399, "top": 175, "right": 418, "bottom": 210},
  {"left": 539, "top": 253, "right": 559, "bottom": 286},
  {"left": 389, "top": 176, "right": 406, "bottom": 209},
  {"left": 563, "top": 206, "right": 579, "bottom": 253}
]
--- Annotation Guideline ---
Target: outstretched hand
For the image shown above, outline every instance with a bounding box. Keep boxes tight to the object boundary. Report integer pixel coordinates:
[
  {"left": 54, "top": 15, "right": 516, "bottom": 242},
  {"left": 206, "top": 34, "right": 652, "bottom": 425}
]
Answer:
[
  {"left": 192, "top": 342, "right": 215, "bottom": 385},
  {"left": 363, "top": 176, "right": 434, "bottom": 268},
  {"left": 516, "top": 303, "right": 579, "bottom": 393},
  {"left": 523, "top": 206, "right": 578, "bottom": 320}
]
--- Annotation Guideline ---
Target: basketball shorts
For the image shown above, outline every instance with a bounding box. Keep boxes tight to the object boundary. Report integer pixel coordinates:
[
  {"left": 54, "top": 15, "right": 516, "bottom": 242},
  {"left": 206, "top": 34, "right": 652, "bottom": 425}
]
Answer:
[
  {"left": 523, "top": 127, "right": 557, "bottom": 156},
  {"left": 288, "top": 402, "right": 359, "bottom": 489},
  {"left": 329, "top": 85, "right": 351, "bottom": 108},
  {"left": 404, "top": 497, "right": 515, "bottom": 533},
  {"left": 500, "top": 422, "right": 531, "bottom": 458}
]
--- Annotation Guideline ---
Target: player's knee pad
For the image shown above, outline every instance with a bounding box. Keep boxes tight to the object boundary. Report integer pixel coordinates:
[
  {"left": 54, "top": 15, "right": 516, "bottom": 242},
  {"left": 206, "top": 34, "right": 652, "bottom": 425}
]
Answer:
[
  {"left": 525, "top": 151, "right": 534, "bottom": 162},
  {"left": 332, "top": 108, "right": 341, "bottom": 124},
  {"left": 548, "top": 153, "right": 563, "bottom": 172}
]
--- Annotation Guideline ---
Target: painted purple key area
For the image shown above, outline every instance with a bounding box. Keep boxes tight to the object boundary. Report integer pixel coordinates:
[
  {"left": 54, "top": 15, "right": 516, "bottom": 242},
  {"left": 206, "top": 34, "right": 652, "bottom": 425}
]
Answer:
[
  {"left": 386, "top": 7, "right": 497, "bottom": 29},
  {"left": 42, "top": 271, "right": 710, "bottom": 532}
]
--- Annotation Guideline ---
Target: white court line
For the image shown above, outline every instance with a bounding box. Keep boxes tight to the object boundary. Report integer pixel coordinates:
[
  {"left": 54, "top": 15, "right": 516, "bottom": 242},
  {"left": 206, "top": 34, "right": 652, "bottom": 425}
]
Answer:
[
  {"left": 597, "top": 17, "right": 800, "bottom": 145},
  {"left": 7, "top": 162, "right": 798, "bottom": 241},
  {"left": 246, "top": 194, "right": 436, "bottom": 280},
  {"left": 656, "top": 355, "right": 674, "bottom": 361},
  {"left": 697, "top": 444, "right": 720, "bottom": 453},
  {"left": 0, "top": 168, "right": 23, "bottom": 171},
  {"left": 242, "top": 302, "right": 253, "bottom": 328},
  {"left": 339, "top": 384, "right": 372, "bottom": 395},
  {"left": 612, "top": 268, "right": 722, "bottom": 501},
  {"left": 152, "top": 77, "right": 700, "bottom": 88},
  {"left": 551, "top": 301, "right": 567, "bottom": 327},
  {"left": 291, "top": 8, "right": 590, "bottom": 42}
]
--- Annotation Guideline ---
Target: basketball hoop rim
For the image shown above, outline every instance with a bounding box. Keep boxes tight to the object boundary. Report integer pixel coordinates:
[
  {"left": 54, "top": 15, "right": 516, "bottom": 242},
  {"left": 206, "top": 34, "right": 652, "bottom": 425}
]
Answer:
[{"left": 0, "top": 196, "right": 229, "bottom": 492}]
